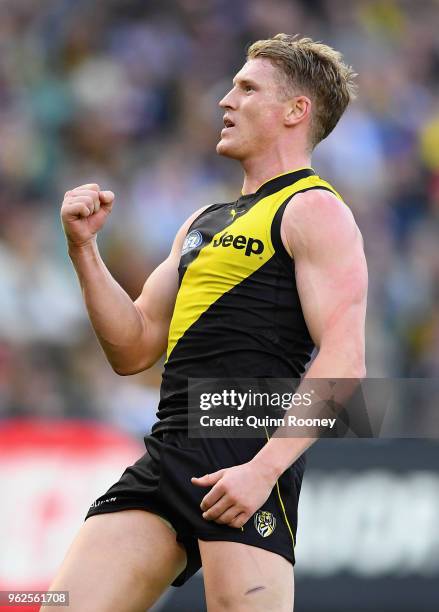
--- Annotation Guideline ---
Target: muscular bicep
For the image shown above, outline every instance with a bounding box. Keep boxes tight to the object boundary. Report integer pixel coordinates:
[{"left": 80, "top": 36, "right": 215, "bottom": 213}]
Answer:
[
  {"left": 133, "top": 256, "right": 180, "bottom": 362},
  {"left": 295, "top": 230, "right": 367, "bottom": 350},
  {"left": 282, "top": 191, "right": 368, "bottom": 373}
]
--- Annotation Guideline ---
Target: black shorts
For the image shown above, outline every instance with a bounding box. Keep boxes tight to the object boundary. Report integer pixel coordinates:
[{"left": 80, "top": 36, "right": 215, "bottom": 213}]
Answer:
[{"left": 85, "top": 429, "right": 305, "bottom": 586}]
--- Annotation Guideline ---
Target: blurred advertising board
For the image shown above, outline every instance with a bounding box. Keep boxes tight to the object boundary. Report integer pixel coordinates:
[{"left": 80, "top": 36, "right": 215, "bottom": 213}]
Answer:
[
  {"left": 156, "top": 439, "right": 439, "bottom": 612},
  {"left": 1, "top": 421, "right": 438, "bottom": 611},
  {"left": 0, "top": 417, "right": 143, "bottom": 606}
]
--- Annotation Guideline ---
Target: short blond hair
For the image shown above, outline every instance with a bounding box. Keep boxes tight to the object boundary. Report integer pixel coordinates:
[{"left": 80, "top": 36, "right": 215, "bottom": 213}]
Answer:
[{"left": 247, "top": 33, "right": 357, "bottom": 148}]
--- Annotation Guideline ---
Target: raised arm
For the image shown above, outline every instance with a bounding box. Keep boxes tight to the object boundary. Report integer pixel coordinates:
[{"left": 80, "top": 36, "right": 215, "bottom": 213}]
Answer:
[{"left": 61, "top": 183, "right": 204, "bottom": 375}]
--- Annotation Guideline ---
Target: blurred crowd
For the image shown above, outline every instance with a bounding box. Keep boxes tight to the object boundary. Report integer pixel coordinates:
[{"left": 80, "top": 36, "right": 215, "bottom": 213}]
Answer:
[{"left": 0, "top": 0, "right": 438, "bottom": 432}]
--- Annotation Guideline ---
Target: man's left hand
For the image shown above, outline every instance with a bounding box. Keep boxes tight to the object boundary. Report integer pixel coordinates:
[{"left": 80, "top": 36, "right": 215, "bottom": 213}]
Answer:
[{"left": 191, "top": 461, "right": 277, "bottom": 529}]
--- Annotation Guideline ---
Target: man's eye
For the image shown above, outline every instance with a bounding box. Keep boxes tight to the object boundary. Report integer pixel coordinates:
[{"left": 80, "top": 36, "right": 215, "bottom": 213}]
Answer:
[{"left": 244, "top": 85, "right": 253, "bottom": 93}]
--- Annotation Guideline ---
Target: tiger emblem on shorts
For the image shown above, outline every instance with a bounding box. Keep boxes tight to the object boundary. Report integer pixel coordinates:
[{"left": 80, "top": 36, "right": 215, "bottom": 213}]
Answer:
[{"left": 254, "top": 510, "right": 276, "bottom": 537}]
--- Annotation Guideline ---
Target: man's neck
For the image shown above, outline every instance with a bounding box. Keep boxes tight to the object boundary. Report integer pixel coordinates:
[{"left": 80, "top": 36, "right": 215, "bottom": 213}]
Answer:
[{"left": 241, "top": 152, "right": 312, "bottom": 195}]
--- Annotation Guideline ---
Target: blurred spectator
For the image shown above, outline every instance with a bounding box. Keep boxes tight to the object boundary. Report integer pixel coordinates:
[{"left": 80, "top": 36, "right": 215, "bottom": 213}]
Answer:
[{"left": 0, "top": 0, "right": 438, "bottom": 431}]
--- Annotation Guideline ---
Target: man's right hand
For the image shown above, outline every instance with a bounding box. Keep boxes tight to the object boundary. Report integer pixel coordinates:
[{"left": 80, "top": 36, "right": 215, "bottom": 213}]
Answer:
[{"left": 61, "top": 183, "right": 115, "bottom": 248}]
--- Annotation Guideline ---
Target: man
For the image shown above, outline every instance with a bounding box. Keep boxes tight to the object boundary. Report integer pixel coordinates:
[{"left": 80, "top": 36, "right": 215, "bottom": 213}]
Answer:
[{"left": 45, "top": 34, "right": 367, "bottom": 611}]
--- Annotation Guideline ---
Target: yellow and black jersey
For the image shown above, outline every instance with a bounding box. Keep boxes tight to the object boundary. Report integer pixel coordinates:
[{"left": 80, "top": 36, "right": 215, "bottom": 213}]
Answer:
[{"left": 153, "top": 168, "right": 343, "bottom": 433}]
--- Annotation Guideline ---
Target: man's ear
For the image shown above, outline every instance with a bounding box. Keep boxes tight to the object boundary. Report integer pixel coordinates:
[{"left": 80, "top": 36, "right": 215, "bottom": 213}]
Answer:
[{"left": 284, "top": 95, "right": 311, "bottom": 126}]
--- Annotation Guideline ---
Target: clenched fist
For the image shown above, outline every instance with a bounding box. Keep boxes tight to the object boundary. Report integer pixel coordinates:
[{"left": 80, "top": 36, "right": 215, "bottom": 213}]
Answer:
[{"left": 61, "top": 183, "right": 115, "bottom": 247}]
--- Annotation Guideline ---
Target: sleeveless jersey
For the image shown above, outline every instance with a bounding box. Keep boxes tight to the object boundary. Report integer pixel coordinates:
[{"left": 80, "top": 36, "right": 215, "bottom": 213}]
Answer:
[{"left": 152, "top": 168, "right": 343, "bottom": 433}]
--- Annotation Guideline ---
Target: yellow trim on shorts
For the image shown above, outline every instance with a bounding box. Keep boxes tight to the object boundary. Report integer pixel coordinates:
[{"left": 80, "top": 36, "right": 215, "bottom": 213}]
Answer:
[
  {"left": 275, "top": 480, "right": 295, "bottom": 548},
  {"left": 263, "top": 426, "right": 295, "bottom": 550}
]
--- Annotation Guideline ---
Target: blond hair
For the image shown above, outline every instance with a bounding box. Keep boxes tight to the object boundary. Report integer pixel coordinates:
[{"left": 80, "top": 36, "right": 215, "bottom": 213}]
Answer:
[{"left": 247, "top": 33, "right": 357, "bottom": 148}]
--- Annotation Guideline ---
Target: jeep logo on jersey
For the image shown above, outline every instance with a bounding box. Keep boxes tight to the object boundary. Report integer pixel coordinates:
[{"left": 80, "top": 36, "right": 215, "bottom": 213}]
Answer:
[
  {"left": 181, "top": 230, "right": 203, "bottom": 255},
  {"left": 212, "top": 232, "right": 264, "bottom": 256}
]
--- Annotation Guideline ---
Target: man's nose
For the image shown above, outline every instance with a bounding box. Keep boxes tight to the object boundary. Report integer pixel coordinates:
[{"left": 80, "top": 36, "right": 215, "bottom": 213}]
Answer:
[{"left": 219, "top": 89, "right": 237, "bottom": 109}]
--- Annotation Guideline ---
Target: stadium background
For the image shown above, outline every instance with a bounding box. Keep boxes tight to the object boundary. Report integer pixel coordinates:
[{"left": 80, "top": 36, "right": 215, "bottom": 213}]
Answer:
[{"left": 0, "top": 0, "right": 438, "bottom": 610}]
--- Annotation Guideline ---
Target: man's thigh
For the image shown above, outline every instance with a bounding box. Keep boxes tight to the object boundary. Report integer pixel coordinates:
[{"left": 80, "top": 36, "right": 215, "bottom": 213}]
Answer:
[
  {"left": 41, "top": 510, "right": 187, "bottom": 612},
  {"left": 199, "top": 540, "right": 294, "bottom": 612}
]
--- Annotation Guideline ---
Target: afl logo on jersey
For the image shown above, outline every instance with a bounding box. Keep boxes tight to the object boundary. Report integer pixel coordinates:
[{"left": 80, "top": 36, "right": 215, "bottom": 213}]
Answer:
[
  {"left": 254, "top": 510, "right": 276, "bottom": 537},
  {"left": 181, "top": 230, "right": 203, "bottom": 255}
]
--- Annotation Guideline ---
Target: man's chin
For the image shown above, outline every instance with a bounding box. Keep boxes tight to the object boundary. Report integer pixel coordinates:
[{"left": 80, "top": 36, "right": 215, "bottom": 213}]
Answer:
[{"left": 216, "top": 138, "right": 242, "bottom": 159}]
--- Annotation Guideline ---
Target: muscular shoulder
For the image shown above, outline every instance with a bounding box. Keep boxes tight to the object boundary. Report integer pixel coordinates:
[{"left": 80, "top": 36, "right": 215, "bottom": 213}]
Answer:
[{"left": 280, "top": 189, "right": 361, "bottom": 259}]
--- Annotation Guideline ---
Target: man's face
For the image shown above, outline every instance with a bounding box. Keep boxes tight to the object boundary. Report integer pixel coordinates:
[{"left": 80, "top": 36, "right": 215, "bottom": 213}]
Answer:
[{"left": 216, "top": 58, "right": 289, "bottom": 160}]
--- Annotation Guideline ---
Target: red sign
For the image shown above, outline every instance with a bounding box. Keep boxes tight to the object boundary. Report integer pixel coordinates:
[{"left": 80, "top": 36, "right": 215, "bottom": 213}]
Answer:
[{"left": 0, "top": 418, "right": 143, "bottom": 609}]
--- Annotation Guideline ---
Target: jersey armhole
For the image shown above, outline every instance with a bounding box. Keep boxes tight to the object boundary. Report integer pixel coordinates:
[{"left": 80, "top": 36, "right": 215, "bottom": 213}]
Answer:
[{"left": 270, "top": 186, "right": 337, "bottom": 269}]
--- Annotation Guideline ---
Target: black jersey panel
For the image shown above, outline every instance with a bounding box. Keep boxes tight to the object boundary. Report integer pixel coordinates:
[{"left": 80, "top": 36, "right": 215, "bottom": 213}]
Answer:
[{"left": 155, "top": 254, "right": 314, "bottom": 430}]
